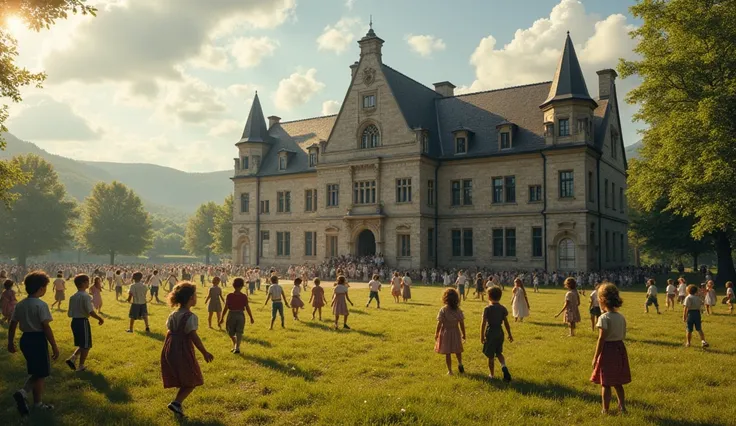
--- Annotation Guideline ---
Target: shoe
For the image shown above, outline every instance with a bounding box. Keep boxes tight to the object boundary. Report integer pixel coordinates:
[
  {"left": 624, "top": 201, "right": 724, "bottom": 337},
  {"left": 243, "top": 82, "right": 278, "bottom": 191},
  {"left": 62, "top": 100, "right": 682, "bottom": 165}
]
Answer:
[
  {"left": 65, "top": 359, "right": 76, "bottom": 371},
  {"left": 145, "top": 328, "right": 150, "bottom": 333},
  {"left": 34, "top": 402, "right": 54, "bottom": 411},
  {"left": 168, "top": 401, "right": 184, "bottom": 416},
  {"left": 233, "top": 349, "right": 240, "bottom": 354},
  {"left": 501, "top": 366, "right": 512, "bottom": 383},
  {"left": 458, "top": 364, "right": 465, "bottom": 374},
  {"left": 702, "top": 341, "right": 709, "bottom": 348},
  {"left": 13, "top": 390, "right": 29, "bottom": 416},
  {"left": 685, "top": 342, "right": 690, "bottom": 347},
  {"left": 125, "top": 329, "right": 133, "bottom": 333},
  {"left": 343, "top": 324, "right": 351, "bottom": 329}
]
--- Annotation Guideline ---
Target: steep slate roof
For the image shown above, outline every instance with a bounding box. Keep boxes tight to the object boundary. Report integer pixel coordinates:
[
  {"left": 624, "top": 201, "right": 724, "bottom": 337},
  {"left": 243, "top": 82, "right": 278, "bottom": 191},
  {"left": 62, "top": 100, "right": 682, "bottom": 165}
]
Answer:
[
  {"left": 238, "top": 93, "right": 269, "bottom": 144},
  {"left": 436, "top": 82, "right": 552, "bottom": 158},
  {"left": 280, "top": 115, "right": 336, "bottom": 152},
  {"left": 540, "top": 33, "right": 595, "bottom": 108},
  {"left": 593, "top": 99, "right": 610, "bottom": 151}
]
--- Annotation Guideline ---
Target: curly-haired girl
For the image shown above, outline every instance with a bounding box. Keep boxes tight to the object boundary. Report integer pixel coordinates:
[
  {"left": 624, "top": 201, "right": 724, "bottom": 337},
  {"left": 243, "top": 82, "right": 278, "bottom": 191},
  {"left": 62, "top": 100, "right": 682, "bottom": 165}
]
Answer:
[
  {"left": 161, "top": 282, "right": 214, "bottom": 417},
  {"left": 555, "top": 277, "right": 581, "bottom": 336},
  {"left": 591, "top": 283, "right": 630, "bottom": 415},
  {"left": 435, "top": 288, "right": 465, "bottom": 375}
]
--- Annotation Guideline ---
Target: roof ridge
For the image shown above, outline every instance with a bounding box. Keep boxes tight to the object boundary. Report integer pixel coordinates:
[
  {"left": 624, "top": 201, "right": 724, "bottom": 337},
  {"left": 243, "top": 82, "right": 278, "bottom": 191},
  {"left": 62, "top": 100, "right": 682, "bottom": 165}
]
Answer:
[
  {"left": 279, "top": 114, "right": 338, "bottom": 125},
  {"left": 451, "top": 81, "right": 552, "bottom": 98},
  {"left": 382, "top": 64, "right": 441, "bottom": 98}
]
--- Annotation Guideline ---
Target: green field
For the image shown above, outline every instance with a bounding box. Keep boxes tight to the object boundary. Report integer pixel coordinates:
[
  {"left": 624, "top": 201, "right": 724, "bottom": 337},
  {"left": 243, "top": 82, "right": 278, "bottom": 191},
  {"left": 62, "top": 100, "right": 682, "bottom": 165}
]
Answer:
[{"left": 1, "top": 282, "right": 734, "bottom": 425}]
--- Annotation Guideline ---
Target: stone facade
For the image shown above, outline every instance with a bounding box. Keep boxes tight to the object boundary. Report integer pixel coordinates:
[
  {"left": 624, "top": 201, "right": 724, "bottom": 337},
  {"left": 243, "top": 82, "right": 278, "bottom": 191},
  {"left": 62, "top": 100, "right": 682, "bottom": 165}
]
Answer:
[{"left": 231, "top": 29, "right": 629, "bottom": 272}]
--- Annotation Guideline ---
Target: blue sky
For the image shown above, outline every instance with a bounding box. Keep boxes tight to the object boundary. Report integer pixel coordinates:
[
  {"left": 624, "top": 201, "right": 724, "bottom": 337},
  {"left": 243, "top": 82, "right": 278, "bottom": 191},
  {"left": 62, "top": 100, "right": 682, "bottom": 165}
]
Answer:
[{"left": 4, "top": 0, "right": 642, "bottom": 172}]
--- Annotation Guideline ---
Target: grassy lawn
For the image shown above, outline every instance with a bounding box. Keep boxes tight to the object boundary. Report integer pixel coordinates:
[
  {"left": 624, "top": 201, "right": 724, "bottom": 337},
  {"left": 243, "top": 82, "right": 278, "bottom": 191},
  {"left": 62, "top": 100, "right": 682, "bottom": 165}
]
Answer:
[{"left": 1, "top": 281, "right": 734, "bottom": 425}]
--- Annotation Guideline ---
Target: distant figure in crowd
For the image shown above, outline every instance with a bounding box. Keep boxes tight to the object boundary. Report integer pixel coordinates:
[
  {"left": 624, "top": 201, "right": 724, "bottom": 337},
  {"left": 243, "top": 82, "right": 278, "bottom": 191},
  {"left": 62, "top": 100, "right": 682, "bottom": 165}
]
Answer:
[
  {"left": 265, "top": 275, "right": 289, "bottom": 330},
  {"left": 556, "top": 278, "right": 581, "bottom": 336},
  {"left": 51, "top": 271, "right": 66, "bottom": 311},
  {"left": 683, "top": 285, "right": 709, "bottom": 348},
  {"left": 1, "top": 279, "right": 17, "bottom": 323},
  {"left": 644, "top": 279, "right": 661, "bottom": 314},
  {"left": 366, "top": 274, "right": 381, "bottom": 308},
  {"left": 665, "top": 279, "right": 677, "bottom": 311},
  {"left": 588, "top": 283, "right": 602, "bottom": 332},
  {"left": 309, "top": 278, "right": 326, "bottom": 320},
  {"left": 726, "top": 281, "right": 735, "bottom": 314},
  {"left": 90, "top": 277, "right": 103, "bottom": 314},
  {"left": 401, "top": 272, "right": 412, "bottom": 303},
  {"left": 510, "top": 278, "right": 530, "bottom": 322},
  {"left": 390, "top": 272, "right": 402, "bottom": 303},
  {"left": 703, "top": 280, "right": 716, "bottom": 315},
  {"left": 331, "top": 276, "right": 353, "bottom": 330},
  {"left": 205, "top": 277, "right": 224, "bottom": 329},
  {"left": 290, "top": 278, "right": 305, "bottom": 320}
]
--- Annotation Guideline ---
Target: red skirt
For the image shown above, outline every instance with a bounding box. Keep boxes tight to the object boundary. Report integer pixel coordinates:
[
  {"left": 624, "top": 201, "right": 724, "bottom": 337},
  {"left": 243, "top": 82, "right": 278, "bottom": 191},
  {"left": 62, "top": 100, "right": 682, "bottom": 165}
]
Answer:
[
  {"left": 161, "top": 331, "right": 204, "bottom": 389},
  {"left": 590, "top": 340, "right": 631, "bottom": 386}
]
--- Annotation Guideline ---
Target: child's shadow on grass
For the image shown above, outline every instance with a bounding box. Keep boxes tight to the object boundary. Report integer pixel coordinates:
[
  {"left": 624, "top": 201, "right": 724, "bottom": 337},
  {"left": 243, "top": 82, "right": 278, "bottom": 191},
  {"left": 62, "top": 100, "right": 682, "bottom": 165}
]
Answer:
[
  {"left": 348, "top": 309, "right": 368, "bottom": 315},
  {"left": 526, "top": 320, "right": 566, "bottom": 328},
  {"left": 80, "top": 371, "right": 131, "bottom": 403},
  {"left": 302, "top": 321, "right": 385, "bottom": 338},
  {"left": 100, "top": 313, "right": 122, "bottom": 320},
  {"left": 628, "top": 338, "right": 734, "bottom": 355},
  {"left": 242, "top": 335, "right": 272, "bottom": 347},
  {"left": 136, "top": 330, "right": 166, "bottom": 341},
  {"left": 242, "top": 354, "right": 321, "bottom": 382}
]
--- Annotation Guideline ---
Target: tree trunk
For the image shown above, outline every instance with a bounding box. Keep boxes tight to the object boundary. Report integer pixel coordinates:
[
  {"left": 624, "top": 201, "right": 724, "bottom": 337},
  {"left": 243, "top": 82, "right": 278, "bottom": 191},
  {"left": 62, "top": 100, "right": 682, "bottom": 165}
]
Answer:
[
  {"left": 109, "top": 250, "right": 115, "bottom": 266},
  {"left": 714, "top": 231, "right": 736, "bottom": 287},
  {"left": 205, "top": 249, "right": 211, "bottom": 265},
  {"left": 634, "top": 245, "right": 641, "bottom": 267}
]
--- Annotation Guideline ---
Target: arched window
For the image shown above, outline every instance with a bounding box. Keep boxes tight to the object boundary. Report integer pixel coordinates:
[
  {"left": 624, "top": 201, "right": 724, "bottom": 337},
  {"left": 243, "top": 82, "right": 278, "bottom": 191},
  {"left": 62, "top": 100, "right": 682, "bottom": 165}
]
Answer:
[
  {"left": 558, "top": 238, "right": 576, "bottom": 270},
  {"left": 361, "top": 125, "right": 380, "bottom": 149}
]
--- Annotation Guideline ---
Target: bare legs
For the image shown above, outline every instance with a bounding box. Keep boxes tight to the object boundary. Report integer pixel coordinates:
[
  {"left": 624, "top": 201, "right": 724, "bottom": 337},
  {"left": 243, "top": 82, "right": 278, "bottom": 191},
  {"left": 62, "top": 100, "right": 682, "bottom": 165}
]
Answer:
[
  {"left": 444, "top": 353, "right": 463, "bottom": 374},
  {"left": 601, "top": 385, "right": 626, "bottom": 414}
]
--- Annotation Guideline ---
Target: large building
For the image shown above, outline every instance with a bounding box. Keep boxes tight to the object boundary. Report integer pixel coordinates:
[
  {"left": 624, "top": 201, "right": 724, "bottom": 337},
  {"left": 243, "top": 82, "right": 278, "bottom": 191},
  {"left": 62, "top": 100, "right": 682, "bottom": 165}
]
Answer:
[{"left": 231, "top": 27, "right": 628, "bottom": 272}]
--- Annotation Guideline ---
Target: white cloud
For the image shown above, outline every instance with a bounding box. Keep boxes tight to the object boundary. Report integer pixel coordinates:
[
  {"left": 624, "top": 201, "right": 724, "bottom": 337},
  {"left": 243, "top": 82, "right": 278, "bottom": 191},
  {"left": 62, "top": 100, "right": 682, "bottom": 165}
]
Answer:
[
  {"left": 231, "top": 37, "right": 279, "bottom": 68},
  {"left": 189, "top": 45, "right": 230, "bottom": 71},
  {"left": 274, "top": 68, "right": 325, "bottom": 111},
  {"left": 317, "top": 18, "right": 361, "bottom": 54},
  {"left": 7, "top": 95, "right": 101, "bottom": 141},
  {"left": 321, "top": 100, "right": 340, "bottom": 115},
  {"left": 208, "top": 119, "right": 242, "bottom": 138},
  {"left": 345, "top": 0, "right": 356, "bottom": 10},
  {"left": 158, "top": 75, "right": 227, "bottom": 124},
  {"left": 226, "top": 84, "right": 257, "bottom": 99},
  {"left": 406, "top": 34, "right": 446, "bottom": 57}
]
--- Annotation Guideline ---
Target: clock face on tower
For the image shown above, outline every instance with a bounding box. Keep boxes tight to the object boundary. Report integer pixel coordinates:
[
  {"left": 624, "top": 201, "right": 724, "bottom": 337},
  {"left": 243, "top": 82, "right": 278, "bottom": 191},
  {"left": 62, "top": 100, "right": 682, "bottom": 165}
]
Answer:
[{"left": 362, "top": 67, "right": 376, "bottom": 86}]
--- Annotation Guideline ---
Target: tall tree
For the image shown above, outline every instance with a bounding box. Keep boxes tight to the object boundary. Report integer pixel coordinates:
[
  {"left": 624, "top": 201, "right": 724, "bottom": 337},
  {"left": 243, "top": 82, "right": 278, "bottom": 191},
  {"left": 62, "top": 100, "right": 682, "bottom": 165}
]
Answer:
[
  {"left": 0, "top": 154, "right": 78, "bottom": 266},
  {"left": 185, "top": 202, "right": 218, "bottom": 264},
  {"left": 0, "top": 1, "right": 96, "bottom": 205},
  {"left": 210, "top": 194, "right": 233, "bottom": 257},
  {"left": 78, "top": 181, "right": 152, "bottom": 265},
  {"left": 620, "top": 0, "right": 736, "bottom": 285}
]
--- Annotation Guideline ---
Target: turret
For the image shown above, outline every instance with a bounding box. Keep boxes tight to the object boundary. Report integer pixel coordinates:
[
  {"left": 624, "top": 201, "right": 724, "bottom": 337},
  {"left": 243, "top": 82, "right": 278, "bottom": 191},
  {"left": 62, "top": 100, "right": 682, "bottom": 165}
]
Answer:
[{"left": 234, "top": 93, "right": 271, "bottom": 176}]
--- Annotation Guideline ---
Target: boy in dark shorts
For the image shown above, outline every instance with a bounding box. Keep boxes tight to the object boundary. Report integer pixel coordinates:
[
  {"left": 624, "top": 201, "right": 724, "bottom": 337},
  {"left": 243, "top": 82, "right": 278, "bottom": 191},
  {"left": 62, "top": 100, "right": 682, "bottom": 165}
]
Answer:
[
  {"left": 65, "top": 274, "right": 104, "bottom": 372},
  {"left": 7, "top": 271, "right": 59, "bottom": 415},
  {"left": 481, "top": 286, "right": 514, "bottom": 382},
  {"left": 127, "top": 272, "right": 150, "bottom": 333},
  {"left": 220, "top": 278, "right": 254, "bottom": 353}
]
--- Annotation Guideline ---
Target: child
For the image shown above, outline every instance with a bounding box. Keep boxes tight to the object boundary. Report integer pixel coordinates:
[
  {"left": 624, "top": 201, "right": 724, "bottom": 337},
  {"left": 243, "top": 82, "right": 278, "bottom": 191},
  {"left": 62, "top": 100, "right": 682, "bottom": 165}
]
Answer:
[
  {"left": 114, "top": 270, "right": 124, "bottom": 301},
  {"left": 290, "top": 278, "right": 305, "bottom": 320},
  {"left": 90, "top": 276, "right": 103, "bottom": 314},
  {"left": 65, "top": 274, "right": 104, "bottom": 372},
  {"left": 401, "top": 272, "right": 412, "bottom": 303},
  {"left": 7, "top": 271, "right": 59, "bottom": 415},
  {"left": 1, "top": 279, "right": 17, "bottom": 323},
  {"left": 205, "top": 277, "right": 225, "bottom": 329},
  {"left": 126, "top": 272, "right": 150, "bottom": 333},
  {"left": 148, "top": 270, "right": 163, "bottom": 304},
  {"left": 589, "top": 283, "right": 602, "bottom": 332},
  {"left": 703, "top": 280, "right": 716, "bottom": 315},
  {"left": 264, "top": 275, "right": 290, "bottom": 330},
  {"left": 510, "top": 278, "right": 530, "bottom": 322},
  {"left": 434, "top": 288, "right": 466, "bottom": 375},
  {"left": 591, "top": 283, "right": 630, "bottom": 415},
  {"left": 683, "top": 284, "right": 709, "bottom": 348},
  {"left": 50, "top": 271, "right": 66, "bottom": 310},
  {"left": 475, "top": 272, "right": 485, "bottom": 301},
  {"left": 644, "top": 279, "right": 661, "bottom": 314},
  {"left": 726, "top": 281, "right": 735, "bottom": 314},
  {"left": 455, "top": 270, "right": 468, "bottom": 301},
  {"left": 309, "top": 278, "right": 326, "bottom": 320},
  {"left": 219, "top": 278, "right": 253, "bottom": 354},
  {"left": 481, "top": 286, "right": 513, "bottom": 381},
  {"left": 390, "top": 272, "right": 401, "bottom": 303},
  {"left": 161, "top": 282, "right": 214, "bottom": 417},
  {"left": 366, "top": 274, "right": 381, "bottom": 308},
  {"left": 676, "top": 278, "right": 687, "bottom": 305},
  {"left": 665, "top": 279, "right": 677, "bottom": 311},
  {"left": 331, "top": 276, "right": 354, "bottom": 330},
  {"left": 555, "top": 277, "right": 581, "bottom": 336}
]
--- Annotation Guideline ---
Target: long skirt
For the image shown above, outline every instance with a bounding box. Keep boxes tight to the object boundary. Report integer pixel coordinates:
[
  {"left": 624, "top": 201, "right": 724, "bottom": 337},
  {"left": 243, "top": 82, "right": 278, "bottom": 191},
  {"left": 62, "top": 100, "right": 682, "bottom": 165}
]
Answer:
[{"left": 590, "top": 340, "right": 631, "bottom": 386}]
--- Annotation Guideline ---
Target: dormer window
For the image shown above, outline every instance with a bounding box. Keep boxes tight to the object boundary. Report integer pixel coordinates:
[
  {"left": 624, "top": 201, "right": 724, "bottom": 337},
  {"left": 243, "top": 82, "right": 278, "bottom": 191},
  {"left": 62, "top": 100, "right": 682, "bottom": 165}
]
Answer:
[
  {"left": 545, "top": 123, "right": 554, "bottom": 137},
  {"left": 362, "top": 94, "right": 376, "bottom": 109},
  {"left": 360, "top": 124, "right": 380, "bottom": 149},
  {"left": 279, "top": 156, "right": 286, "bottom": 170},
  {"left": 422, "top": 133, "right": 429, "bottom": 154},
  {"left": 241, "top": 156, "right": 249, "bottom": 170},
  {"left": 496, "top": 120, "right": 516, "bottom": 150},
  {"left": 309, "top": 152, "right": 317, "bottom": 167},
  {"left": 455, "top": 137, "right": 466, "bottom": 154},
  {"left": 558, "top": 119, "right": 570, "bottom": 136},
  {"left": 451, "top": 126, "right": 473, "bottom": 155},
  {"left": 500, "top": 133, "right": 510, "bottom": 149}
]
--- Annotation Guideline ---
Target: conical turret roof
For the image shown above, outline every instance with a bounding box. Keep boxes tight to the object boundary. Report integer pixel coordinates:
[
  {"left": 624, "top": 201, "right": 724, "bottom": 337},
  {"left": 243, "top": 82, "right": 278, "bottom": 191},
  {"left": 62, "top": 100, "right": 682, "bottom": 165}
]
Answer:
[
  {"left": 540, "top": 33, "right": 595, "bottom": 108},
  {"left": 237, "top": 93, "right": 269, "bottom": 144}
]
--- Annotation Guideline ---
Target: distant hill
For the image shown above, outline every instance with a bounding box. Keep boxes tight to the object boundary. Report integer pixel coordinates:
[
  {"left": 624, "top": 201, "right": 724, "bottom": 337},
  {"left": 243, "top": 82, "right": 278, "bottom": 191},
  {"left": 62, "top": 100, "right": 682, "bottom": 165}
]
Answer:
[
  {"left": 625, "top": 141, "right": 642, "bottom": 161},
  {"left": 0, "top": 133, "right": 232, "bottom": 218}
]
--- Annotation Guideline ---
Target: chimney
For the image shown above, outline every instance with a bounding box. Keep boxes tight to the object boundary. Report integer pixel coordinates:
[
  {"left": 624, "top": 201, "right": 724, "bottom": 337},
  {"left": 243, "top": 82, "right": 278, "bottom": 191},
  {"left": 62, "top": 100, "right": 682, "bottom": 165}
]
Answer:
[
  {"left": 350, "top": 61, "right": 359, "bottom": 79},
  {"left": 596, "top": 69, "right": 618, "bottom": 100},
  {"left": 358, "top": 25, "right": 384, "bottom": 62},
  {"left": 268, "top": 115, "right": 281, "bottom": 128},
  {"left": 433, "top": 81, "right": 456, "bottom": 97}
]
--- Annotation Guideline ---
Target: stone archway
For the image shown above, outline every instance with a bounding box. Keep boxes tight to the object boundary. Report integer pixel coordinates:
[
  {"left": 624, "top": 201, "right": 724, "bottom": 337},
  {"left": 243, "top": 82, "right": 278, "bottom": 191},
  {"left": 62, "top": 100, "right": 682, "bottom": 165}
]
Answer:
[
  {"left": 241, "top": 241, "right": 250, "bottom": 265},
  {"left": 356, "top": 229, "right": 376, "bottom": 256}
]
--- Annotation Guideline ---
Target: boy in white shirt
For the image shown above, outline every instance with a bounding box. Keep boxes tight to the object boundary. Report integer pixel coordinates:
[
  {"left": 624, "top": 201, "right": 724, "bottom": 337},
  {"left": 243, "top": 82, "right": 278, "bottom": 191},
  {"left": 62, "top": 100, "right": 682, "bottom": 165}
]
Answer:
[
  {"left": 589, "top": 283, "right": 602, "bottom": 332},
  {"left": 645, "top": 279, "right": 661, "bottom": 314},
  {"left": 127, "top": 272, "right": 150, "bottom": 333},
  {"left": 665, "top": 279, "right": 677, "bottom": 310},
  {"left": 683, "top": 285, "right": 709, "bottom": 347},
  {"left": 65, "top": 274, "right": 104, "bottom": 372},
  {"left": 366, "top": 274, "right": 381, "bottom": 308},
  {"left": 147, "top": 270, "right": 162, "bottom": 303},
  {"left": 677, "top": 278, "right": 687, "bottom": 304}
]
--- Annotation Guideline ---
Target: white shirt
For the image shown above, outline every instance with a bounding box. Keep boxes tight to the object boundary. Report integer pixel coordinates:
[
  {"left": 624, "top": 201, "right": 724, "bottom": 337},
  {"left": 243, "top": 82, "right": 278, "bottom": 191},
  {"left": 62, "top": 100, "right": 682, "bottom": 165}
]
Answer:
[
  {"left": 149, "top": 275, "right": 161, "bottom": 287},
  {"left": 677, "top": 283, "right": 687, "bottom": 296},
  {"left": 590, "top": 289, "right": 600, "bottom": 308},
  {"left": 455, "top": 276, "right": 468, "bottom": 286},
  {"left": 368, "top": 280, "right": 381, "bottom": 292},
  {"left": 597, "top": 312, "right": 626, "bottom": 341},
  {"left": 402, "top": 276, "right": 412, "bottom": 286},
  {"left": 11, "top": 297, "right": 53, "bottom": 332},
  {"left": 128, "top": 282, "right": 148, "bottom": 304},
  {"left": 647, "top": 285, "right": 658, "bottom": 297},
  {"left": 268, "top": 284, "right": 284, "bottom": 301},
  {"left": 684, "top": 294, "right": 702, "bottom": 310},
  {"left": 666, "top": 284, "right": 676, "bottom": 295}
]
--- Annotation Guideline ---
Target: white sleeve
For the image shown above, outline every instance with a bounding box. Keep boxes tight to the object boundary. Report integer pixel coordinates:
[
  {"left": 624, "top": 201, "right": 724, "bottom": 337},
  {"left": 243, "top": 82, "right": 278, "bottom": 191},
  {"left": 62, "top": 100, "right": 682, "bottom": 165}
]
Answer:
[{"left": 185, "top": 314, "right": 199, "bottom": 334}]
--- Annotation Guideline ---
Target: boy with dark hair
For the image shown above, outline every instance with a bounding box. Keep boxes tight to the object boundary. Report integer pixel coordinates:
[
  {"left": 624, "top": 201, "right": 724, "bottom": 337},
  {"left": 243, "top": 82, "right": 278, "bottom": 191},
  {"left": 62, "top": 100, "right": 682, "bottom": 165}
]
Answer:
[
  {"left": 7, "top": 271, "right": 59, "bottom": 415},
  {"left": 148, "top": 269, "right": 162, "bottom": 303},
  {"left": 480, "top": 286, "right": 514, "bottom": 382},
  {"left": 65, "top": 274, "right": 104, "bottom": 372},
  {"left": 220, "top": 278, "right": 254, "bottom": 354},
  {"left": 127, "top": 271, "right": 150, "bottom": 333}
]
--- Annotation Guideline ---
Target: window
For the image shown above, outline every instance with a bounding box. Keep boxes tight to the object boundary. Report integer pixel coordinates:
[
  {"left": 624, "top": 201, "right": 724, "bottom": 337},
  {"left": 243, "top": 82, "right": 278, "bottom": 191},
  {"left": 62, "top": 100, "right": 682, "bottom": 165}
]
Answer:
[
  {"left": 500, "top": 132, "right": 511, "bottom": 149},
  {"left": 605, "top": 231, "right": 610, "bottom": 262},
  {"left": 309, "top": 152, "right": 318, "bottom": 167},
  {"left": 452, "top": 230, "right": 462, "bottom": 257},
  {"left": 451, "top": 181, "right": 461, "bottom": 206},
  {"left": 421, "top": 133, "right": 429, "bottom": 153},
  {"left": 604, "top": 179, "right": 609, "bottom": 208},
  {"left": 588, "top": 172, "right": 594, "bottom": 202},
  {"left": 619, "top": 188, "right": 624, "bottom": 212},
  {"left": 505, "top": 176, "right": 516, "bottom": 203},
  {"left": 452, "top": 229, "right": 473, "bottom": 257},
  {"left": 505, "top": 228, "right": 516, "bottom": 257},
  {"left": 492, "top": 229, "right": 504, "bottom": 257},
  {"left": 327, "top": 184, "right": 339, "bottom": 207},
  {"left": 577, "top": 118, "right": 588, "bottom": 136},
  {"left": 611, "top": 183, "right": 616, "bottom": 211},
  {"left": 612, "top": 232, "right": 617, "bottom": 262},
  {"left": 253, "top": 155, "right": 261, "bottom": 170},
  {"left": 363, "top": 94, "right": 376, "bottom": 108},
  {"left": 492, "top": 176, "right": 516, "bottom": 203},
  {"left": 277, "top": 191, "right": 291, "bottom": 213},
  {"left": 451, "top": 179, "right": 472, "bottom": 206},
  {"left": 276, "top": 231, "right": 290, "bottom": 256},
  {"left": 328, "top": 235, "right": 338, "bottom": 257},
  {"left": 463, "top": 180, "right": 473, "bottom": 205},
  {"left": 558, "top": 239, "right": 576, "bottom": 270},
  {"left": 455, "top": 137, "right": 466, "bottom": 154},
  {"left": 492, "top": 178, "right": 503, "bottom": 203},
  {"left": 559, "top": 171, "right": 574, "bottom": 198},
  {"left": 278, "top": 155, "right": 287, "bottom": 171},
  {"left": 259, "top": 231, "right": 269, "bottom": 256},
  {"left": 532, "top": 227, "right": 543, "bottom": 257},
  {"left": 463, "top": 229, "right": 473, "bottom": 257},
  {"left": 396, "top": 178, "right": 412, "bottom": 203},
  {"left": 304, "top": 232, "right": 317, "bottom": 256},
  {"left": 398, "top": 235, "right": 411, "bottom": 257},
  {"left": 545, "top": 123, "right": 554, "bottom": 137},
  {"left": 559, "top": 118, "right": 570, "bottom": 136},
  {"left": 305, "top": 189, "right": 317, "bottom": 212},
  {"left": 353, "top": 180, "right": 376, "bottom": 204},
  {"left": 619, "top": 234, "right": 624, "bottom": 261},
  {"left": 241, "top": 156, "right": 249, "bottom": 170},
  {"left": 240, "top": 193, "right": 249, "bottom": 213},
  {"left": 361, "top": 125, "right": 380, "bottom": 149},
  {"left": 529, "top": 185, "right": 542, "bottom": 202},
  {"left": 428, "top": 228, "right": 435, "bottom": 259},
  {"left": 427, "top": 180, "right": 435, "bottom": 206},
  {"left": 260, "top": 200, "right": 270, "bottom": 214}
]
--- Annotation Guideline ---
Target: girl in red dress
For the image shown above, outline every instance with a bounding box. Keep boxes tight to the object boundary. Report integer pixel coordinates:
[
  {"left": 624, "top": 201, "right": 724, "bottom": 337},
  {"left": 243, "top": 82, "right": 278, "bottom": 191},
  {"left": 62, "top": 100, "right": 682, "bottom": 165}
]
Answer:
[
  {"left": 161, "top": 282, "right": 214, "bottom": 417},
  {"left": 309, "top": 278, "right": 326, "bottom": 320},
  {"left": 590, "top": 283, "right": 630, "bottom": 415}
]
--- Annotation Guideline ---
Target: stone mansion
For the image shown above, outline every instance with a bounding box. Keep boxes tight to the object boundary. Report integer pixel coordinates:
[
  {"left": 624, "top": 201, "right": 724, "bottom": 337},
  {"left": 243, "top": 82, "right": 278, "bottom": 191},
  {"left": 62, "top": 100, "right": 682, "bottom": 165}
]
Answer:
[{"left": 230, "top": 27, "right": 629, "bottom": 272}]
